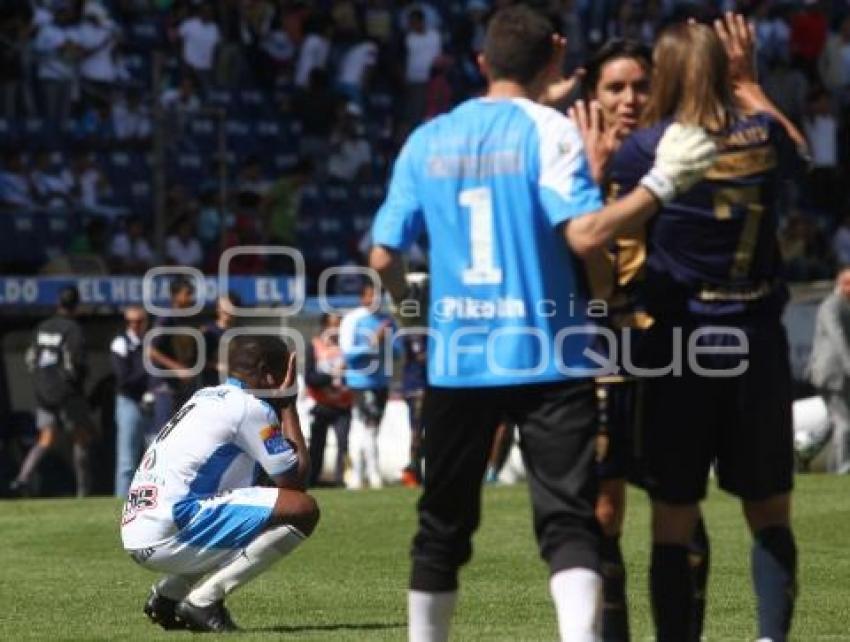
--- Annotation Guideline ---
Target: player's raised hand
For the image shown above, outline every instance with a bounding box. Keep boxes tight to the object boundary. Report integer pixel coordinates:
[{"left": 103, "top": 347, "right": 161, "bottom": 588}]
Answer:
[
  {"left": 278, "top": 351, "right": 298, "bottom": 404},
  {"left": 568, "top": 99, "right": 623, "bottom": 184},
  {"left": 640, "top": 123, "right": 717, "bottom": 204},
  {"left": 714, "top": 12, "right": 757, "bottom": 86},
  {"left": 539, "top": 34, "right": 585, "bottom": 112}
]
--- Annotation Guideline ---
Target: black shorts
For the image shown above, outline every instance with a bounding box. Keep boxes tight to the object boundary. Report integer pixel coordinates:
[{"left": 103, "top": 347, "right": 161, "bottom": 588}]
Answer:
[
  {"left": 410, "top": 380, "right": 601, "bottom": 592},
  {"left": 635, "top": 320, "right": 794, "bottom": 504},
  {"left": 352, "top": 388, "right": 389, "bottom": 425},
  {"left": 595, "top": 376, "right": 639, "bottom": 480}
]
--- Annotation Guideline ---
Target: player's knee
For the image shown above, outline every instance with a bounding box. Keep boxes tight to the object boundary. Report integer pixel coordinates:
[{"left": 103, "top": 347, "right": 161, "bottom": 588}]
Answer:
[
  {"left": 292, "top": 493, "right": 321, "bottom": 537},
  {"left": 743, "top": 493, "right": 790, "bottom": 533}
]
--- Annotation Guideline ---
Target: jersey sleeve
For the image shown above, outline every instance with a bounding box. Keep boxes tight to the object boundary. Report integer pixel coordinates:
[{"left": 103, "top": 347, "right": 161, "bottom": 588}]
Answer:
[
  {"left": 234, "top": 396, "right": 298, "bottom": 478},
  {"left": 535, "top": 116, "right": 602, "bottom": 227},
  {"left": 371, "top": 131, "right": 426, "bottom": 251},
  {"left": 608, "top": 129, "right": 656, "bottom": 195}
]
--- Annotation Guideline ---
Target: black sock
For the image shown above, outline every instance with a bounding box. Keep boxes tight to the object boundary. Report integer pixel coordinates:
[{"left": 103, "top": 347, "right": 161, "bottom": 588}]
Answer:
[
  {"left": 600, "top": 536, "right": 629, "bottom": 642},
  {"left": 688, "top": 518, "right": 710, "bottom": 642},
  {"left": 650, "top": 544, "right": 693, "bottom": 642},
  {"left": 752, "top": 526, "right": 797, "bottom": 642}
]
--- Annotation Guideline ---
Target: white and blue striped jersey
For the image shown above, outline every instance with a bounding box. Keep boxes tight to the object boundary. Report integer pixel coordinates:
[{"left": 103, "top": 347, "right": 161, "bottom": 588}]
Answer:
[
  {"left": 372, "top": 97, "right": 603, "bottom": 387},
  {"left": 120, "top": 379, "right": 297, "bottom": 549}
]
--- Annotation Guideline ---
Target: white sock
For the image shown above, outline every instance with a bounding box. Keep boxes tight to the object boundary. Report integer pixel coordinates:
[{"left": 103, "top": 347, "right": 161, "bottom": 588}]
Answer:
[
  {"left": 408, "top": 590, "right": 457, "bottom": 642},
  {"left": 549, "top": 568, "right": 602, "bottom": 642},
  {"left": 155, "top": 573, "right": 204, "bottom": 600},
  {"left": 348, "top": 412, "right": 366, "bottom": 488},
  {"left": 364, "top": 424, "right": 381, "bottom": 487},
  {"left": 186, "top": 524, "right": 306, "bottom": 607}
]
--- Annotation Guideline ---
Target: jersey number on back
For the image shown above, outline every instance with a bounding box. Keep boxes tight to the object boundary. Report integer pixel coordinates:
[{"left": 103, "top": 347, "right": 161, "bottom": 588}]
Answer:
[
  {"left": 460, "top": 187, "right": 502, "bottom": 285},
  {"left": 154, "top": 403, "right": 196, "bottom": 444},
  {"left": 713, "top": 185, "right": 764, "bottom": 279}
]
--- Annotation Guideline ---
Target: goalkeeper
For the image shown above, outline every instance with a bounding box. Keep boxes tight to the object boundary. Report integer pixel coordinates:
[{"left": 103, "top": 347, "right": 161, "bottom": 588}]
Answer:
[{"left": 368, "top": 6, "right": 716, "bottom": 642}]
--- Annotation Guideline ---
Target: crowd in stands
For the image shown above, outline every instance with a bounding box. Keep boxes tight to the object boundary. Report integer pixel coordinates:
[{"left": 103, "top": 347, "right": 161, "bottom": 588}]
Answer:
[{"left": 1, "top": 0, "right": 850, "bottom": 285}]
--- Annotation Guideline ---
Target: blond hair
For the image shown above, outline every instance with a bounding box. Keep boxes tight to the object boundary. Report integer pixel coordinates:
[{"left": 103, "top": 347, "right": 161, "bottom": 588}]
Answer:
[{"left": 641, "top": 22, "right": 735, "bottom": 131}]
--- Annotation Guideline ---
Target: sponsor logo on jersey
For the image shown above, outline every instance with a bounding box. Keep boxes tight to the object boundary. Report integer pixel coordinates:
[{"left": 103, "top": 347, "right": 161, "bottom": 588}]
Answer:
[{"left": 259, "top": 424, "right": 289, "bottom": 455}]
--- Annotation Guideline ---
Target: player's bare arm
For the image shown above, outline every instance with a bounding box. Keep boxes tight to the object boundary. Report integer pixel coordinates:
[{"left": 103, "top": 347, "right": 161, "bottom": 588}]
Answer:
[
  {"left": 274, "top": 352, "right": 310, "bottom": 491},
  {"left": 714, "top": 11, "right": 808, "bottom": 152}
]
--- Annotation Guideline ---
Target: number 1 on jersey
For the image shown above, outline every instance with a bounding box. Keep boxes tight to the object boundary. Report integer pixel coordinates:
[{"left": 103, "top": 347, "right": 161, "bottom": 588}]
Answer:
[{"left": 460, "top": 187, "right": 502, "bottom": 285}]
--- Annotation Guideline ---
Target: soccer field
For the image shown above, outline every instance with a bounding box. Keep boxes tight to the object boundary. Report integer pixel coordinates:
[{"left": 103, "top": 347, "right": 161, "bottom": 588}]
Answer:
[{"left": 1, "top": 476, "right": 848, "bottom": 641}]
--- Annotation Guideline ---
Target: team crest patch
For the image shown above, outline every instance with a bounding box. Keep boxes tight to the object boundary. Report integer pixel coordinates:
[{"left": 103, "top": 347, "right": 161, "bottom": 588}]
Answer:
[{"left": 259, "top": 424, "right": 288, "bottom": 455}]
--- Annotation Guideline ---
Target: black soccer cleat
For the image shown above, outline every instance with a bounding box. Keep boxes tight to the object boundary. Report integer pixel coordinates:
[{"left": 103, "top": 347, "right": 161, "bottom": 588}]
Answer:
[
  {"left": 175, "top": 599, "right": 239, "bottom": 633},
  {"left": 143, "top": 587, "right": 183, "bottom": 630}
]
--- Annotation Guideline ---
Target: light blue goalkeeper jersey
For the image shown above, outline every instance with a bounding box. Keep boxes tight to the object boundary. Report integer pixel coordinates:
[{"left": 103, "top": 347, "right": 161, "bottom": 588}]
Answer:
[{"left": 372, "top": 97, "right": 603, "bottom": 387}]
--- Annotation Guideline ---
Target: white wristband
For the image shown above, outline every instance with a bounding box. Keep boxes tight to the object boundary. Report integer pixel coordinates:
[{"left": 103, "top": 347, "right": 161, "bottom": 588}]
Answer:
[{"left": 639, "top": 167, "right": 676, "bottom": 204}]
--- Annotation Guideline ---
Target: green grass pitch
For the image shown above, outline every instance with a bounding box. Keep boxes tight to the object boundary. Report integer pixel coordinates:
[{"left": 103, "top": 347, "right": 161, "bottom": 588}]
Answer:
[{"left": 1, "top": 476, "right": 848, "bottom": 641}]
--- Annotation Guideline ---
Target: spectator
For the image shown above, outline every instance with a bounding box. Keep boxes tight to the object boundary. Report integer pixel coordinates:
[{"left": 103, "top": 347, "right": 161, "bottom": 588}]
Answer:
[
  {"left": 0, "top": 151, "right": 35, "bottom": 208},
  {"left": 112, "top": 90, "right": 152, "bottom": 142},
  {"left": 30, "top": 150, "right": 73, "bottom": 209},
  {"left": 70, "top": 217, "right": 111, "bottom": 256},
  {"left": 177, "top": 2, "right": 221, "bottom": 90},
  {"left": 110, "top": 216, "right": 156, "bottom": 273},
  {"left": 294, "top": 16, "right": 332, "bottom": 88},
  {"left": 364, "top": 0, "right": 393, "bottom": 43},
  {"left": 790, "top": 0, "right": 828, "bottom": 81},
  {"left": 753, "top": 0, "right": 791, "bottom": 76},
  {"left": 10, "top": 286, "right": 94, "bottom": 497},
  {"left": 806, "top": 266, "right": 850, "bottom": 473},
  {"left": 331, "top": 0, "right": 360, "bottom": 39},
  {"left": 339, "top": 281, "right": 397, "bottom": 489},
  {"left": 305, "top": 312, "right": 352, "bottom": 487},
  {"left": 32, "top": 6, "right": 76, "bottom": 126},
  {"left": 236, "top": 156, "right": 269, "bottom": 200},
  {"left": 326, "top": 103, "right": 372, "bottom": 182},
  {"left": 73, "top": 2, "right": 121, "bottom": 97},
  {"left": 65, "top": 152, "right": 110, "bottom": 211},
  {"left": 803, "top": 88, "right": 839, "bottom": 214},
  {"left": 0, "top": 3, "right": 32, "bottom": 120},
  {"left": 833, "top": 214, "right": 850, "bottom": 266},
  {"left": 146, "top": 276, "right": 198, "bottom": 435},
  {"left": 111, "top": 305, "right": 151, "bottom": 497},
  {"left": 424, "top": 56, "right": 452, "bottom": 120},
  {"left": 263, "top": 157, "right": 312, "bottom": 248},
  {"left": 165, "top": 216, "right": 203, "bottom": 267},
  {"left": 196, "top": 187, "right": 225, "bottom": 253},
  {"left": 818, "top": 15, "right": 850, "bottom": 110},
  {"left": 336, "top": 37, "right": 379, "bottom": 106},
  {"left": 403, "top": 8, "right": 441, "bottom": 131},
  {"left": 161, "top": 75, "right": 202, "bottom": 114},
  {"left": 199, "top": 293, "right": 240, "bottom": 388},
  {"left": 292, "top": 68, "right": 339, "bottom": 163},
  {"left": 763, "top": 55, "right": 809, "bottom": 126},
  {"left": 399, "top": 1, "right": 442, "bottom": 32}
]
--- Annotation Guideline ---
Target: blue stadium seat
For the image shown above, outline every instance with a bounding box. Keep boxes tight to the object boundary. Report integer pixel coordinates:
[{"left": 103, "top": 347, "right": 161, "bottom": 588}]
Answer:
[{"left": 42, "top": 212, "right": 76, "bottom": 260}]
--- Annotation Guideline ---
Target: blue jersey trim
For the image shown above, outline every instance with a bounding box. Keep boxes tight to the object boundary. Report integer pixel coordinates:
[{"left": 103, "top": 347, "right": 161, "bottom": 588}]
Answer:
[
  {"left": 175, "top": 501, "right": 272, "bottom": 549},
  {"left": 186, "top": 443, "right": 242, "bottom": 497}
]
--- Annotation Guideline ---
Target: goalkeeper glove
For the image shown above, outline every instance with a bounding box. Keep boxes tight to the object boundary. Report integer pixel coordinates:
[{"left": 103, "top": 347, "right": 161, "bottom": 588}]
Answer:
[{"left": 639, "top": 123, "right": 717, "bottom": 204}]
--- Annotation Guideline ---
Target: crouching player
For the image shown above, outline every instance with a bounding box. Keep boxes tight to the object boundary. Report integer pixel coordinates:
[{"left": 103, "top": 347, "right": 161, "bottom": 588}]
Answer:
[{"left": 120, "top": 335, "right": 319, "bottom": 632}]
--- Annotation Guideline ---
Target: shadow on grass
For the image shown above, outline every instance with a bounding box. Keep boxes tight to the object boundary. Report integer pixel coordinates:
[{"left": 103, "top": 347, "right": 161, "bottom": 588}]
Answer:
[{"left": 251, "top": 622, "right": 405, "bottom": 634}]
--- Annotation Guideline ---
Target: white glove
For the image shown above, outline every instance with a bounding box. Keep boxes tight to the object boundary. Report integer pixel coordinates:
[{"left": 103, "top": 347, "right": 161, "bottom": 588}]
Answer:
[
  {"left": 639, "top": 123, "right": 717, "bottom": 204},
  {"left": 389, "top": 272, "right": 429, "bottom": 328}
]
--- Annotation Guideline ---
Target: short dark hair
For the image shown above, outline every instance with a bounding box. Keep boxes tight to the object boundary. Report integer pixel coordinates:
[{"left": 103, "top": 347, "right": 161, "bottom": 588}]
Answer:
[
  {"left": 58, "top": 285, "right": 80, "bottom": 311},
  {"left": 582, "top": 38, "right": 652, "bottom": 100},
  {"left": 227, "top": 335, "right": 290, "bottom": 382},
  {"left": 483, "top": 5, "right": 555, "bottom": 85},
  {"left": 170, "top": 276, "right": 194, "bottom": 298}
]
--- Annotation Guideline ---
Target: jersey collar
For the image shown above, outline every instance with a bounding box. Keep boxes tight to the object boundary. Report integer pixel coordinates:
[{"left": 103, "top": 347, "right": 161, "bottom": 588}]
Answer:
[{"left": 225, "top": 376, "right": 247, "bottom": 389}]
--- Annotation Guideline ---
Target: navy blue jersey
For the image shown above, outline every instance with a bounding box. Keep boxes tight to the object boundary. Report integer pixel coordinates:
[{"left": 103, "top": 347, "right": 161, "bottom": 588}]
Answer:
[{"left": 609, "top": 113, "right": 799, "bottom": 321}]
